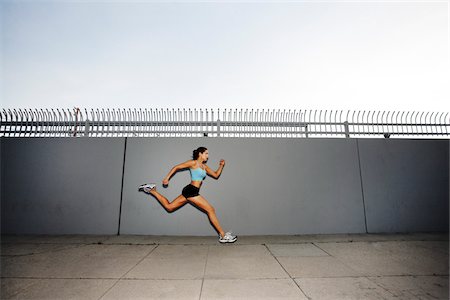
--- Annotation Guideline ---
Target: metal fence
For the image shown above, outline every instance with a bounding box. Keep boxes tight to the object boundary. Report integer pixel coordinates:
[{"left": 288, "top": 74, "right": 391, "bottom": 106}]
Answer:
[{"left": 1, "top": 108, "right": 449, "bottom": 138}]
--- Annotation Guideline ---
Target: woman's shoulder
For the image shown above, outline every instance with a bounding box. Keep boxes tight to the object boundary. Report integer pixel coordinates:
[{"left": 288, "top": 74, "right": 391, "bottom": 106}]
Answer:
[
  {"left": 187, "top": 160, "right": 197, "bottom": 168},
  {"left": 179, "top": 160, "right": 196, "bottom": 169}
]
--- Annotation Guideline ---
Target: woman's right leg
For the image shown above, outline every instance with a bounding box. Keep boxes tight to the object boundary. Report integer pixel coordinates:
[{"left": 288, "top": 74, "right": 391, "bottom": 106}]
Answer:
[
  {"left": 148, "top": 189, "right": 187, "bottom": 212},
  {"left": 187, "top": 195, "right": 225, "bottom": 238}
]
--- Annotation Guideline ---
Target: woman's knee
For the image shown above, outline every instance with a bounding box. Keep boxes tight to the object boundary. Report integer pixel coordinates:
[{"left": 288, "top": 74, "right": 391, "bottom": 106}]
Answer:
[
  {"left": 206, "top": 206, "right": 216, "bottom": 215},
  {"left": 167, "top": 201, "right": 182, "bottom": 212}
]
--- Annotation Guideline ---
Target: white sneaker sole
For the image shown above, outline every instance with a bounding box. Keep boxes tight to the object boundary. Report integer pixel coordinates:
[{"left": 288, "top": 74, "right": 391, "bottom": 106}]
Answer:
[
  {"left": 219, "top": 237, "right": 237, "bottom": 243},
  {"left": 138, "top": 184, "right": 156, "bottom": 192}
]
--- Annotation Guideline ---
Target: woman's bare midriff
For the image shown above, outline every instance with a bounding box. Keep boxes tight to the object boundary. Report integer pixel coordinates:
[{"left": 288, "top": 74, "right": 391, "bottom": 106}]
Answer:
[{"left": 191, "top": 181, "right": 202, "bottom": 188}]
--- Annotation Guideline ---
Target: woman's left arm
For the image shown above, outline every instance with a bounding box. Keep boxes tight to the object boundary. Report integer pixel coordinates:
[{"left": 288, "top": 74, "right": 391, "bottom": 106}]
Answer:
[{"left": 205, "top": 159, "right": 225, "bottom": 179}]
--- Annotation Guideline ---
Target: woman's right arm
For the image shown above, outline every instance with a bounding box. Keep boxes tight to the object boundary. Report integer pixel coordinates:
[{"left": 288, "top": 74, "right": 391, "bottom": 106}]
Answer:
[{"left": 163, "top": 160, "right": 194, "bottom": 185}]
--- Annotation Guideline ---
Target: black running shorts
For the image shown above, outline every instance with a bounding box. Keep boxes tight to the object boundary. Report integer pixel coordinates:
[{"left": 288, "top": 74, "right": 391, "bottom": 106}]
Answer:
[{"left": 182, "top": 184, "right": 200, "bottom": 198}]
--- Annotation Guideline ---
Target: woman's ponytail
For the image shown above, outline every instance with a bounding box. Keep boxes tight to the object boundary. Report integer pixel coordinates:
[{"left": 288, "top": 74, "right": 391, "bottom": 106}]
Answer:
[{"left": 193, "top": 149, "right": 199, "bottom": 160}]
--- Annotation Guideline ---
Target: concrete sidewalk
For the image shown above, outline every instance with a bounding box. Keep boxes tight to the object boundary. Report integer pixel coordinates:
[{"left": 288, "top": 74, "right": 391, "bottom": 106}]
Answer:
[{"left": 1, "top": 233, "right": 448, "bottom": 299}]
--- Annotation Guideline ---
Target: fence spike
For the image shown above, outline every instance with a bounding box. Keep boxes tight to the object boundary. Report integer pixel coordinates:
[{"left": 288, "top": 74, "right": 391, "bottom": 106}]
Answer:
[{"left": 443, "top": 112, "right": 449, "bottom": 135}]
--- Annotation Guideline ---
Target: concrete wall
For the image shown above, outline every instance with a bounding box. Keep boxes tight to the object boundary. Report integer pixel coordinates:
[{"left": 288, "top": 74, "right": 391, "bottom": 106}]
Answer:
[
  {"left": 358, "top": 139, "right": 449, "bottom": 233},
  {"left": 1, "top": 138, "right": 125, "bottom": 234},
  {"left": 1, "top": 137, "right": 448, "bottom": 235}
]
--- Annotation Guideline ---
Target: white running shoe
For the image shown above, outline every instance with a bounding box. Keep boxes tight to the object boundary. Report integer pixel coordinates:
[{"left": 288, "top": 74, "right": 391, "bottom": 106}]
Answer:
[
  {"left": 219, "top": 231, "right": 237, "bottom": 244},
  {"left": 138, "top": 183, "right": 156, "bottom": 193}
]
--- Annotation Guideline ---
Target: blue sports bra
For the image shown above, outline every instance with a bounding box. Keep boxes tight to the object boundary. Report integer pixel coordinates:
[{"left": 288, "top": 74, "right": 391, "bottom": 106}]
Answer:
[{"left": 190, "top": 162, "right": 206, "bottom": 181}]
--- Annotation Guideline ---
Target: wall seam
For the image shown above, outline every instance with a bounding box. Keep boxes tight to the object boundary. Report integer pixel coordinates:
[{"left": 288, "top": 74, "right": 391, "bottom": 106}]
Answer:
[
  {"left": 448, "top": 140, "right": 449, "bottom": 233},
  {"left": 117, "top": 137, "right": 128, "bottom": 235},
  {"left": 356, "top": 139, "right": 368, "bottom": 233},
  {"left": 0, "top": 139, "right": 3, "bottom": 234}
]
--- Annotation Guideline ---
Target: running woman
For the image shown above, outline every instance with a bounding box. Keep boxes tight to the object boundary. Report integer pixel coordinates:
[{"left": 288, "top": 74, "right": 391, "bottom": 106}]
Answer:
[{"left": 139, "top": 147, "right": 237, "bottom": 243}]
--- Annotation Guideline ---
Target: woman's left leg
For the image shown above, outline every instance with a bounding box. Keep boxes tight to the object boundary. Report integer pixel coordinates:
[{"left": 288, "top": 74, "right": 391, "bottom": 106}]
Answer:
[
  {"left": 148, "top": 189, "right": 188, "bottom": 213},
  {"left": 187, "top": 195, "right": 225, "bottom": 238}
]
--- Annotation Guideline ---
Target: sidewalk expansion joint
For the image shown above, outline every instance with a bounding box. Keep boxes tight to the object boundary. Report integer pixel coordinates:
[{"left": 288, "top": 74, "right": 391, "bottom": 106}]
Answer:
[
  {"left": 198, "top": 245, "right": 210, "bottom": 300},
  {"left": 263, "top": 244, "right": 311, "bottom": 300},
  {"left": 96, "top": 244, "right": 159, "bottom": 300},
  {"left": 1, "top": 244, "right": 90, "bottom": 257}
]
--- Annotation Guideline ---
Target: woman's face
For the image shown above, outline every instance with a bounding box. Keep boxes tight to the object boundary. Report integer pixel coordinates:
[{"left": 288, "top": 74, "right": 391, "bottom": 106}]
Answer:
[{"left": 200, "top": 150, "right": 209, "bottom": 162}]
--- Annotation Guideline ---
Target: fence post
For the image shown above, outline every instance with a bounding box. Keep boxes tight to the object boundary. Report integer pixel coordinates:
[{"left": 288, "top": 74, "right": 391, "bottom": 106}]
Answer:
[
  {"left": 217, "top": 119, "right": 221, "bottom": 137},
  {"left": 84, "top": 119, "right": 90, "bottom": 137},
  {"left": 344, "top": 121, "right": 350, "bottom": 138}
]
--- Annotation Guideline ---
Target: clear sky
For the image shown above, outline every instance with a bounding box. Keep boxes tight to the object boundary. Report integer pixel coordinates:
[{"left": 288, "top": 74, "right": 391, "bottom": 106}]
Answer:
[{"left": 1, "top": 0, "right": 449, "bottom": 112}]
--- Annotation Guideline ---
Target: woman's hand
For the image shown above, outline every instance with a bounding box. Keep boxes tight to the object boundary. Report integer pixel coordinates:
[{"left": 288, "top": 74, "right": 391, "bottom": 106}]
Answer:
[
  {"left": 219, "top": 159, "right": 225, "bottom": 166},
  {"left": 162, "top": 178, "right": 169, "bottom": 186}
]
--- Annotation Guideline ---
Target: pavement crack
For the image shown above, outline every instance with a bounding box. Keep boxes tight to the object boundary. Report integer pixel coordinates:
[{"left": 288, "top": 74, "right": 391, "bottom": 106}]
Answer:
[
  {"left": 311, "top": 242, "right": 333, "bottom": 257},
  {"left": 363, "top": 276, "right": 397, "bottom": 298}
]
